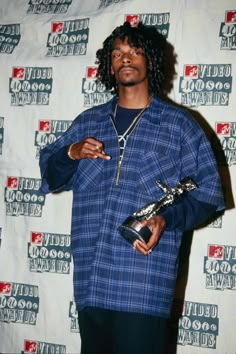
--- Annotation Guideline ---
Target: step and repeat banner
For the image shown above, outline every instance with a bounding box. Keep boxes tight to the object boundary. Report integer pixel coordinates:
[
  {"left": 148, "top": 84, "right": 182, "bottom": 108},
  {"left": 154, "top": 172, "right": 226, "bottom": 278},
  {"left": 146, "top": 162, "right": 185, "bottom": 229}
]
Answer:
[{"left": 0, "top": 0, "right": 235, "bottom": 353}]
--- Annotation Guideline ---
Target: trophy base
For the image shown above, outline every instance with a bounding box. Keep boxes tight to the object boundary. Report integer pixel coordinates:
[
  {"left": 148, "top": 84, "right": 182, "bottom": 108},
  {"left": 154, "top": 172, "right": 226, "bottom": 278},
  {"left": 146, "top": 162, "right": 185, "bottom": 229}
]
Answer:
[{"left": 118, "top": 216, "right": 152, "bottom": 244}]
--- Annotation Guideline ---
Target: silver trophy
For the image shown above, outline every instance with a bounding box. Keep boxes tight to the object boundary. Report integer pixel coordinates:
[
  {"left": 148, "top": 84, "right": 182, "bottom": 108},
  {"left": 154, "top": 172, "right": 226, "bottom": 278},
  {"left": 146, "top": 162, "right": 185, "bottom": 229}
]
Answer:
[{"left": 118, "top": 177, "right": 198, "bottom": 244}]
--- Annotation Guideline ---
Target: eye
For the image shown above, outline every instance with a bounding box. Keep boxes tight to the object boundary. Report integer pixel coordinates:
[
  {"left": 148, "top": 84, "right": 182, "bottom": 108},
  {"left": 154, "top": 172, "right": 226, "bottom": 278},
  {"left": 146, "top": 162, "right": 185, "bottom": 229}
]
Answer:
[
  {"left": 112, "top": 51, "right": 121, "bottom": 58},
  {"left": 131, "top": 49, "right": 138, "bottom": 56},
  {"left": 131, "top": 48, "right": 143, "bottom": 56}
]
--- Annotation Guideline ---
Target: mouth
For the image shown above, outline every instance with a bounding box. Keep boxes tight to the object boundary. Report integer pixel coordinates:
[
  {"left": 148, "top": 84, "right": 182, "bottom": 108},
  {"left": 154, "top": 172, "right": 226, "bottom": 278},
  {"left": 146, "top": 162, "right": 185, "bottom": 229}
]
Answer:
[{"left": 118, "top": 66, "right": 136, "bottom": 74}]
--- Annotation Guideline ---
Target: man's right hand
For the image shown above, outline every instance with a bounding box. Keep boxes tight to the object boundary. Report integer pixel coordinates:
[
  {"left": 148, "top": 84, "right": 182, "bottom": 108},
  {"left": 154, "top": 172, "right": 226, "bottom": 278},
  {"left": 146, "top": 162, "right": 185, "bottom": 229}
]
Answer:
[{"left": 68, "top": 137, "right": 111, "bottom": 161}]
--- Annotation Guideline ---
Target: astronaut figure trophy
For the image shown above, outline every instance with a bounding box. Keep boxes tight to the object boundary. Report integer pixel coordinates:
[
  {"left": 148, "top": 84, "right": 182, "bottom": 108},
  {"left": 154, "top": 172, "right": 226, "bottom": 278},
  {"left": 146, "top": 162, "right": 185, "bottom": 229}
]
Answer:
[{"left": 118, "top": 177, "right": 198, "bottom": 244}]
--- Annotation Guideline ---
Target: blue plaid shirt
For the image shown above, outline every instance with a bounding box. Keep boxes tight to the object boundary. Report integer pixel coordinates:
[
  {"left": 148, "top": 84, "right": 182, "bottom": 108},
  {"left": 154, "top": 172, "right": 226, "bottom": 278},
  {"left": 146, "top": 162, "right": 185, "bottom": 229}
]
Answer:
[{"left": 39, "top": 96, "right": 225, "bottom": 318}]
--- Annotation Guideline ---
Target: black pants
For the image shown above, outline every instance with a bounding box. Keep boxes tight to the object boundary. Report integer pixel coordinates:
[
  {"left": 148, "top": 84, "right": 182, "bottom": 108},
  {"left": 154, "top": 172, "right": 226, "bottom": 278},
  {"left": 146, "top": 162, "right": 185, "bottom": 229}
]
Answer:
[{"left": 78, "top": 307, "right": 167, "bottom": 354}]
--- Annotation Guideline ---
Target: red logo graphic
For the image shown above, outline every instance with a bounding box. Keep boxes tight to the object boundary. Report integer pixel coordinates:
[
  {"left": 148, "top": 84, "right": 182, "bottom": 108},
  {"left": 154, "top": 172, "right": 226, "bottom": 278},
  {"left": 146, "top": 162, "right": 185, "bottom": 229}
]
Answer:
[
  {"left": 39, "top": 120, "right": 51, "bottom": 133},
  {"left": 125, "top": 15, "right": 139, "bottom": 27},
  {"left": 216, "top": 122, "right": 231, "bottom": 136},
  {"left": 208, "top": 245, "right": 224, "bottom": 259},
  {"left": 31, "top": 232, "right": 43, "bottom": 245},
  {"left": 7, "top": 177, "right": 19, "bottom": 189},
  {"left": 225, "top": 11, "right": 236, "bottom": 23},
  {"left": 184, "top": 65, "right": 198, "bottom": 78},
  {"left": 0, "top": 282, "right": 12, "bottom": 295},
  {"left": 86, "top": 67, "right": 98, "bottom": 79},
  {"left": 51, "top": 22, "right": 64, "bottom": 33},
  {"left": 12, "top": 67, "right": 25, "bottom": 79},
  {"left": 24, "top": 340, "right": 38, "bottom": 353}
]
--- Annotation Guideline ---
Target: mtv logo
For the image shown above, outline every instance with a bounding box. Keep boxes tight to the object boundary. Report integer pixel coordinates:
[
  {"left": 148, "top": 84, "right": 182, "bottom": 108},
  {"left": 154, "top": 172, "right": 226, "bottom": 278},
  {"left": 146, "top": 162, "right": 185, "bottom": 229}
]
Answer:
[
  {"left": 12, "top": 67, "right": 25, "bottom": 79},
  {"left": 51, "top": 22, "right": 64, "bottom": 33},
  {"left": 125, "top": 15, "right": 139, "bottom": 27},
  {"left": 184, "top": 65, "right": 198, "bottom": 78},
  {"left": 24, "top": 340, "right": 38, "bottom": 353},
  {"left": 225, "top": 11, "right": 236, "bottom": 23},
  {"left": 0, "top": 282, "right": 12, "bottom": 295},
  {"left": 216, "top": 122, "right": 231, "bottom": 136},
  {"left": 31, "top": 232, "right": 43, "bottom": 245},
  {"left": 208, "top": 245, "right": 224, "bottom": 259},
  {"left": 86, "top": 67, "right": 98, "bottom": 79},
  {"left": 39, "top": 120, "right": 51, "bottom": 133},
  {"left": 7, "top": 177, "right": 19, "bottom": 189}
]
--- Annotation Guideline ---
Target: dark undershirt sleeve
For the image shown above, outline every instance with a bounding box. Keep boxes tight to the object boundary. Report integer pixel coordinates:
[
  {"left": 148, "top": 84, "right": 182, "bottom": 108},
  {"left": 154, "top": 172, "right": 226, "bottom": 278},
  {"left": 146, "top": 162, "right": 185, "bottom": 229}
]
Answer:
[
  {"left": 46, "top": 145, "right": 79, "bottom": 190},
  {"left": 160, "top": 194, "right": 218, "bottom": 232}
]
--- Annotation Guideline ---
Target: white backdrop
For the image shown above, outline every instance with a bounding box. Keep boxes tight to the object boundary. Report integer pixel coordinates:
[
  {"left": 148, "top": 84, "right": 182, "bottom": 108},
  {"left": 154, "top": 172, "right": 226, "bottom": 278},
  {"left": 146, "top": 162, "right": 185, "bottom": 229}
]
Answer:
[{"left": 0, "top": 1, "right": 235, "bottom": 353}]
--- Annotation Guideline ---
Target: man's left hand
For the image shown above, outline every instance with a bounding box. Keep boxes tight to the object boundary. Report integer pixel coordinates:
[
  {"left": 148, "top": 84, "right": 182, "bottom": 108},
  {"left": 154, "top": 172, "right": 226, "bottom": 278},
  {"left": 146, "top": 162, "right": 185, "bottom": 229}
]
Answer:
[{"left": 133, "top": 215, "right": 166, "bottom": 256}]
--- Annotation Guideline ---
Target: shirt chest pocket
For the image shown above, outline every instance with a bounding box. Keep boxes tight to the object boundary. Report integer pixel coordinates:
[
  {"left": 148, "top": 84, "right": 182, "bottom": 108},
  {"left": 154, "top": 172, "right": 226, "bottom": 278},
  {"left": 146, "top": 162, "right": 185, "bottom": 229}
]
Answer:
[{"left": 137, "top": 151, "right": 180, "bottom": 199}]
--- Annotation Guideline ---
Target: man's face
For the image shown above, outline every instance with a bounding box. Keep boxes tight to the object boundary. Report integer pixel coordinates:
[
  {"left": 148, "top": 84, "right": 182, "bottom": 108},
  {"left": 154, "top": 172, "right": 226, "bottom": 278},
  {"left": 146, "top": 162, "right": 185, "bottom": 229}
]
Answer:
[{"left": 110, "top": 37, "right": 148, "bottom": 88}]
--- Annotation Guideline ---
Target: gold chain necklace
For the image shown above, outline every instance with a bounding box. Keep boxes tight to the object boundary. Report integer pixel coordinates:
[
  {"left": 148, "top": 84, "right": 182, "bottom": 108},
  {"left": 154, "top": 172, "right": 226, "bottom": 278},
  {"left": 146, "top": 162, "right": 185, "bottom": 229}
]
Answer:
[{"left": 114, "top": 97, "right": 152, "bottom": 142}]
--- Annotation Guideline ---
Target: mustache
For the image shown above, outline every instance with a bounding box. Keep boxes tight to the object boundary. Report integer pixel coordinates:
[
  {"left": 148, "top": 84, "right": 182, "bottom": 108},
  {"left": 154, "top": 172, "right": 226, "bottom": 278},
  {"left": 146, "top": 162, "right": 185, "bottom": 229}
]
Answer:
[{"left": 118, "top": 65, "right": 137, "bottom": 74}]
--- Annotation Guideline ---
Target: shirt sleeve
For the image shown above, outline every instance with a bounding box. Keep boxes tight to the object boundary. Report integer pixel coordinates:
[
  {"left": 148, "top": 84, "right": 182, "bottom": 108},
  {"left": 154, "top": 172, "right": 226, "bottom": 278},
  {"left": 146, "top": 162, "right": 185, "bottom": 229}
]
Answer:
[
  {"left": 157, "top": 106, "right": 225, "bottom": 232},
  {"left": 179, "top": 113, "right": 225, "bottom": 214},
  {"left": 39, "top": 112, "right": 84, "bottom": 194}
]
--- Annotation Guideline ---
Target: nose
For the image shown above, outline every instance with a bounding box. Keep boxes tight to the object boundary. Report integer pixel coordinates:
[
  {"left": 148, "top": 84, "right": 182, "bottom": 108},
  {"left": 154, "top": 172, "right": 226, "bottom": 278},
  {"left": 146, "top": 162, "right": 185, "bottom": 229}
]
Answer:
[{"left": 122, "top": 53, "right": 131, "bottom": 64}]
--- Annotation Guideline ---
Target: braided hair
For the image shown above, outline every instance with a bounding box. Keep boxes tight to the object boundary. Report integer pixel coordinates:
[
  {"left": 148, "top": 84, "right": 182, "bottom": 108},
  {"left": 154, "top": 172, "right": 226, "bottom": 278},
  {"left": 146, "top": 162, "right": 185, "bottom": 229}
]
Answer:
[{"left": 96, "top": 21, "right": 167, "bottom": 96}]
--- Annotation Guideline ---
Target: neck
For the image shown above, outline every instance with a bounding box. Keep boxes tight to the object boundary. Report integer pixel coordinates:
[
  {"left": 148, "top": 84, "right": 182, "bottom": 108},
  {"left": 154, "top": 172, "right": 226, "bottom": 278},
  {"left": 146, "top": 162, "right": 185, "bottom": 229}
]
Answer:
[{"left": 117, "top": 85, "right": 151, "bottom": 109}]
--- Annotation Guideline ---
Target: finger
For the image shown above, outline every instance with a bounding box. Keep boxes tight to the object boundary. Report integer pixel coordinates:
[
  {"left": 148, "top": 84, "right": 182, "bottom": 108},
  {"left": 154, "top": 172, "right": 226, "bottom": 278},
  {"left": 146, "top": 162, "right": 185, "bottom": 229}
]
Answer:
[
  {"left": 146, "top": 234, "right": 159, "bottom": 250},
  {"left": 92, "top": 144, "right": 102, "bottom": 153},
  {"left": 94, "top": 151, "right": 111, "bottom": 160},
  {"left": 82, "top": 151, "right": 110, "bottom": 160},
  {"left": 86, "top": 138, "right": 103, "bottom": 150},
  {"left": 85, "top": 142, "right": 101, "bottom": 153},
  {"left": 90, "top": 144, "right": 111, "bottom": 160},
  {"left": 84, "top": 137, "right": 112, "bottom": 160},
  {"left": 81, "top": 143, "right": 102, "bottom": 157},
  {"left": 133, "top": 239, "right": 150, "bottom": 256},
  {"left": 84, "top": 141, "right": 111, "bottom": 160}
]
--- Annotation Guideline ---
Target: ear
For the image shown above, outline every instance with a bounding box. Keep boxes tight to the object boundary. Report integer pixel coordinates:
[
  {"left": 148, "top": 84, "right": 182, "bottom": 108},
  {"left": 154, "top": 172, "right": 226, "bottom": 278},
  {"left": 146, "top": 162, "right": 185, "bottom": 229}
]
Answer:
[{"left": 111, "top": 66, "right": 114, "bottom": 75}]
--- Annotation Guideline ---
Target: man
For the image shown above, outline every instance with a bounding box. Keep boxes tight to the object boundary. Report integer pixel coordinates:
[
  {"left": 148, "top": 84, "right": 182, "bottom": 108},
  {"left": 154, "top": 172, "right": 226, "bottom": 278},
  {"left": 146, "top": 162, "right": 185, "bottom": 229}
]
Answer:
[{"left": 39, "top": 22, "right": 225, "bottom": 354}]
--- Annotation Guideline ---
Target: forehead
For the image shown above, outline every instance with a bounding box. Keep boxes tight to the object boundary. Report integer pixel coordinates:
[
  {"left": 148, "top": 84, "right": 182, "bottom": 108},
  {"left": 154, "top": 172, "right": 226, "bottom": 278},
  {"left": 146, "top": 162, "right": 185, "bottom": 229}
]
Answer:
[{"left": 112, "top": 36, "right": 141, "bottom": 49}]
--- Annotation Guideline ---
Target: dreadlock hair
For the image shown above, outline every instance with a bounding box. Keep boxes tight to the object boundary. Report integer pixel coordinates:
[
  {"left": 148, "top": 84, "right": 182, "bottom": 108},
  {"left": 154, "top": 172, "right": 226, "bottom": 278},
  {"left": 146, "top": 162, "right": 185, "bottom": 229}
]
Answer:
[{"left": 95, "top": 21, "right": 167, "bottom": 96}]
